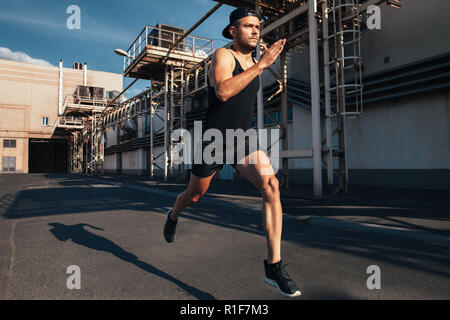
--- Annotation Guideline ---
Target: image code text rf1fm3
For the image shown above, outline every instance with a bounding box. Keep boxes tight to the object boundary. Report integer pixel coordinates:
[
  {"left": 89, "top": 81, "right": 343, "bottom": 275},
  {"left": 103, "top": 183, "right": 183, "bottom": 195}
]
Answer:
[{"left": 179, "top": 304, "right": 270, "bottom": 317}]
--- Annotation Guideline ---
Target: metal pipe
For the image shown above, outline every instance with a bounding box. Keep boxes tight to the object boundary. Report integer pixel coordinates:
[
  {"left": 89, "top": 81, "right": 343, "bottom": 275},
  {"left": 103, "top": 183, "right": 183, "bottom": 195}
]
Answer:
[
  {"left": 83, "top": 63, "right": 87, "bottom": 86},
  {"left": 180, "top": 68, "right": 185, "bottom": 179},
  {"left": 261, "top": 3, "right": 308, "bottom": 37},
  {"left": 323, "top": 0, "right": 333, "bottom": 185},
  {"left": 164, "top": 65, "right": 168, "bottom": 180},
  {"left": 256, "top": 0, "right": 264, "bottom": 130},
  {"left": 106, "top": 78, "right": 139, "bottom": 111},
  {"left": 58, "top": 59, "right": 63, "bottom": 116},
  {"left": 338, "top": 0, "right": 349, "bottom": 193},
  {"left": 204, "top": 61, "right": 208, "bottom": 87},
  {"left": 162, "top": 2, "right": 222, "bottom": 63},
  {"left": 150, "top": 93, "right": 154, "bottom": 179},
  {"left": 309, "top": 0, "right": 323, "bottom": 198},
  {"left": 280, "top": 51, "right": 289, "bottom": 189},
  {"left": 169, "top": 65, "right": 174, "bottom": 176},
  {"left": 195, "top": 68, "right": 199, "bottom": 91}
]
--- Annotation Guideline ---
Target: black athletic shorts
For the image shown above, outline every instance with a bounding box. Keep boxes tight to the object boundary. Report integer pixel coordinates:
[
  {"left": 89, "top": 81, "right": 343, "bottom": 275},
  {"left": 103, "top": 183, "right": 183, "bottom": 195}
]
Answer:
[{"left": 191, "top": 136, "right": 257, "bottom": 178}]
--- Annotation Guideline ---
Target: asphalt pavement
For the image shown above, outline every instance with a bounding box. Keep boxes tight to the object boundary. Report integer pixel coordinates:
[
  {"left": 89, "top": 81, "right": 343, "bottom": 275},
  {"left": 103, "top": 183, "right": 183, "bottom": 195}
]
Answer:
[{"left": 0, "top": 173, "right": 449, "bottom": 300}]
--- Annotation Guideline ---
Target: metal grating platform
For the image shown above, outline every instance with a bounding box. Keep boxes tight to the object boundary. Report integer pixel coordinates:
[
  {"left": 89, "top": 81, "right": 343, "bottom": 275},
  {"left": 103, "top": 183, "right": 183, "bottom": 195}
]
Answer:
[{"left": 122, "top": 25, "right": 213, "bottom": 81}]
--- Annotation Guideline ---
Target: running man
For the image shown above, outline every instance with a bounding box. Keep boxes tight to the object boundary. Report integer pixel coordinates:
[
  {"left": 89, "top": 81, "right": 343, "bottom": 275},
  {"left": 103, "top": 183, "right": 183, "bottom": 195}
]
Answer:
[{"left": 164, "top": 7, "right": 301, "bottom": 297}]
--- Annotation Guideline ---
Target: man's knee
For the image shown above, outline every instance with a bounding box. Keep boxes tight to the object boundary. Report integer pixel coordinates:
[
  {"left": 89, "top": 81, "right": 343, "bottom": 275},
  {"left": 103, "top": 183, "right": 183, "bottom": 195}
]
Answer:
[
  {"left": 261, "top": 176, "right": 280, "bottom": 201},
  {"left": 181, "top": 188, "right": 206, "bottom": 204},
  {"left": 190, "top": 192, "right": 204, "bottom": 203}
]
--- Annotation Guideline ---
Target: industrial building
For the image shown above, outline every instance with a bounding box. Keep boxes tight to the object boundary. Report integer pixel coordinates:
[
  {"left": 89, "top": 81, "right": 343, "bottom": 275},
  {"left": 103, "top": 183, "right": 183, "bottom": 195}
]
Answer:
[
  {"left": 0, "top": 59, "right": 122, "bottom": 173},
  {"left": 1, "top": 0, "right": 449, "bottom": 195}
]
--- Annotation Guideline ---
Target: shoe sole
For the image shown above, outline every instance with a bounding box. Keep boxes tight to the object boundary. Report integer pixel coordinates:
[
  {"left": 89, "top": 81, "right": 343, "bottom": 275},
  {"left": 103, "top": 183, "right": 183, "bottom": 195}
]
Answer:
[{"left": 264, "top": 277, "right": 301, "bottom": 297}]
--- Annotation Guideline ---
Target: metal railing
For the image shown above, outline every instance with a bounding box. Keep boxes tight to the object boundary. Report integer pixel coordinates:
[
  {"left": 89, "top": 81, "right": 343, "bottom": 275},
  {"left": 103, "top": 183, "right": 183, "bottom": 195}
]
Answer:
[
  {"left": 72, "top": 95, "right": 108, "bottom": 106},
  {"left": 62, "top": 95, "right": 108, "bottom": 114},
  {"left": 58, "top": 116, "right": 84, "bottom": 126},
  {"left": 123, "top": 25, "right": 213, "bottom": 72},
  {"left": 52, "top": 116, "right": 85, "bottom": 135}
]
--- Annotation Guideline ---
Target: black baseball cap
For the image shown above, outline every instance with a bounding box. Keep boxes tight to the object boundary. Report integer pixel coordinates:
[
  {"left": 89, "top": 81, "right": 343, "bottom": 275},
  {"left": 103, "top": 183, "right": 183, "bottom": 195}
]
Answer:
[{"left": 222, "top": 7, "right": 261, "bottom": 39}]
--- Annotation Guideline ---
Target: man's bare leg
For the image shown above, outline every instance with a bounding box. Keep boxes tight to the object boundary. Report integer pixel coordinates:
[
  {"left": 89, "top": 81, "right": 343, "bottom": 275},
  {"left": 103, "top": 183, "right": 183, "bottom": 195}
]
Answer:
[
  {"left": 164, "top": 171, "right": 216, "bottom": 243},
  {"left": 169, "top": 171, "right": 216, "bottom": 221},
  {"left": 235, "top": 151, "right": 282, "bottom": 263},
  {"left": 235, "top": 150, "right": 300, "bottom": 297},
  {"left": 262, "top": 177, "right": 282, "bottom": 264}
]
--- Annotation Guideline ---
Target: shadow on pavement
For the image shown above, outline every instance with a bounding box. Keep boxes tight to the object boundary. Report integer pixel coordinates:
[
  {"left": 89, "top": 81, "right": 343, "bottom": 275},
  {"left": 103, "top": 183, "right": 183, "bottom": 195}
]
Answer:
[
  {"left": 48, "top": 222, "right": 216, "bottom": 300},
  {"left": 82, "top": 173, "right": 450, "bottom": 236},
  {"left": 2, "top": 174, "right": 449, "bottom": 291},
  {"left": 2, "top": 185, "right": 162, "bottom": 220}
]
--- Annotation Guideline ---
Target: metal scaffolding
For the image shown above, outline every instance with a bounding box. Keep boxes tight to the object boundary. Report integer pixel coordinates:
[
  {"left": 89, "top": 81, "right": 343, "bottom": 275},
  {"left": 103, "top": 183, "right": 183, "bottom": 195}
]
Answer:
[
  {"left": 54, "top": 0, "right": 401, "bottom": 198},
  {"left": 52, "top": 81, "right": 108, "bottom": 175},
  {"left": 211, "top": 0, "right": 393, "bottom": 197},
  {"left": 102, "top": 23, "right": 215, "bottom": 180}
]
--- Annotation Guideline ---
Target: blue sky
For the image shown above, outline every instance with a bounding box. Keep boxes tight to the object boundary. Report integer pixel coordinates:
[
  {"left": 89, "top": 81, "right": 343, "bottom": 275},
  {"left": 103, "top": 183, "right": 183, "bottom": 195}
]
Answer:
[{"left": 0, "top": 0, "right": 235, "bottom": 94}]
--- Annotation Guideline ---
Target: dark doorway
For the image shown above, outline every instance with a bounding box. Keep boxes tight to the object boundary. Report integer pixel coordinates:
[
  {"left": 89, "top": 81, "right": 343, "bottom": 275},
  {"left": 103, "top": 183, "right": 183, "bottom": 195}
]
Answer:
[{"left": 29, "top": 138, "right": 68, "bottom": 173}]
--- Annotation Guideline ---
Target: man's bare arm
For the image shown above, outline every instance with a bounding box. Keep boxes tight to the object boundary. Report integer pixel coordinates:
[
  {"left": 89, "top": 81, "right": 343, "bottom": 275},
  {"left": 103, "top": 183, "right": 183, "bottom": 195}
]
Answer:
[{"left": 213, "top": 39, "right": 286, "bottom": 102}]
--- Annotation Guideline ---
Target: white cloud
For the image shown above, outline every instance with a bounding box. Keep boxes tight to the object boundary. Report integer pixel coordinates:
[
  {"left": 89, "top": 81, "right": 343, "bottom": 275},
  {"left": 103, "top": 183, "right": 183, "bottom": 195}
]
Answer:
[
  {"left": 0, "top": 47, "right": 53, "bottom": 66},
  {"left": 0, "top": 10, "right": 134, "bottom": 45}
]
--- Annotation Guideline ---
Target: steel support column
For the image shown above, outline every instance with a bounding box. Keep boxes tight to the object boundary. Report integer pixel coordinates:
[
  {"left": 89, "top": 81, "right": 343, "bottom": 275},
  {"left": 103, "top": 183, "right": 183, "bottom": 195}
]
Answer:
[
  {"left": 280, "top": 51, "right": 289, "bottom": 189},
  {"left": 164, "top": 65, "right": 168, "bottom": 180},
  {"left": 309, "top": 0, "right": 323, "bottom": 198},
  {"left": 323, "top": 0, "right": 334, "bottom": 185}
]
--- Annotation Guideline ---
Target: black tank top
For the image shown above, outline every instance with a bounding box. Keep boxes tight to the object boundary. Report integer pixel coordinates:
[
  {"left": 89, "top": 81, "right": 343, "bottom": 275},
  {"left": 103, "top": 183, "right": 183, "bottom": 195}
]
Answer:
[{"left": 203, "top": 54, "right": 260, "bottom": 134}]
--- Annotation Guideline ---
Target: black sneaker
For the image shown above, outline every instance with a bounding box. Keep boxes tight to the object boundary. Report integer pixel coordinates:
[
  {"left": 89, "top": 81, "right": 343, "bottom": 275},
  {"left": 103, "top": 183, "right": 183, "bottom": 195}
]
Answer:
[
  {"left": 264, "top": 260, "right": 301, "bottom": 297},
  {"left": 164, "top": 209, "right": 177, "bottom": 243}
]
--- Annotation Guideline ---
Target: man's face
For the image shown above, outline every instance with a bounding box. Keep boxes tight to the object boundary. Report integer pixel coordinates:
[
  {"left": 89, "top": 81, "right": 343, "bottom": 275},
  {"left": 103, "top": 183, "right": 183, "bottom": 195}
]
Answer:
[{"left": 231, "top": 16, "right": 260, "bottom": 50}]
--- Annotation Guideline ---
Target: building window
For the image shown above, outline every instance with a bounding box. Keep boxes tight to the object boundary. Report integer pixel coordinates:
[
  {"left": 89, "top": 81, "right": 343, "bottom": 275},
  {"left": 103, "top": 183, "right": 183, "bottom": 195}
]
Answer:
[
  {"left": 3, "top": 139, "right": 16, "bottom": 148},
  {"left": 42, "top": 117, "right": 49, "bottom": 126},
  {"left": 2, "top": 156, "right": 16, "bottom": 172}
]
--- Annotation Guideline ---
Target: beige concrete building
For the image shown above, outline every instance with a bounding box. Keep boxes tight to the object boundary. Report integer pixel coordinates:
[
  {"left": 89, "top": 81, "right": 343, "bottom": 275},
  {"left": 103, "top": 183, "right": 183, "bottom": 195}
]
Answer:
[{"left": 0, "top": 58, "right": 122, "bottom": 173}]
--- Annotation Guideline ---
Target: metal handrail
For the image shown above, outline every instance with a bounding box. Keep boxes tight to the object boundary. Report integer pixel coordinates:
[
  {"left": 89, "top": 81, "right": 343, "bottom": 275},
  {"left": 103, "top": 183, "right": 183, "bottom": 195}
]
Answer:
[
  {"left": 68, "top": 95, "right": 108, "bottom": 106},
  {"left": 123, "top": 25, "right": 214, "bottom": 72}
]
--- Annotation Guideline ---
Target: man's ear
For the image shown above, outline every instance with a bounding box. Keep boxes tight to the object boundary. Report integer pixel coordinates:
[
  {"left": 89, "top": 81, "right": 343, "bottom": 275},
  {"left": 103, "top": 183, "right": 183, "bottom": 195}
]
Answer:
[{"left": 229, "top": 25, "right": 237, "bottom": 38}]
